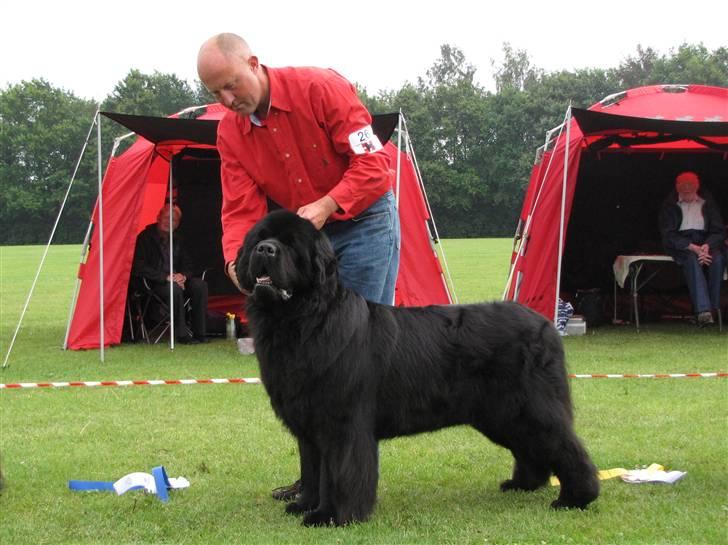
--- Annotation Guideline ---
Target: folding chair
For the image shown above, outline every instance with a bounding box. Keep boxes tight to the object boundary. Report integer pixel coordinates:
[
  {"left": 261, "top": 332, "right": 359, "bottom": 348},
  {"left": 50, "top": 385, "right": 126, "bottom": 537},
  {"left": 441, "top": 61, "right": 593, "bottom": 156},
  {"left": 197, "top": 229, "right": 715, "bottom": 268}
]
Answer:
[
  {"left": 124, "top": 284, "right": 149, "bottom": 343},
  {"left": 138, "top": 278, "right": 192, "bottom": 344},
  {"left": 133, "top": 270, "right": 209, "bottom": 344}
]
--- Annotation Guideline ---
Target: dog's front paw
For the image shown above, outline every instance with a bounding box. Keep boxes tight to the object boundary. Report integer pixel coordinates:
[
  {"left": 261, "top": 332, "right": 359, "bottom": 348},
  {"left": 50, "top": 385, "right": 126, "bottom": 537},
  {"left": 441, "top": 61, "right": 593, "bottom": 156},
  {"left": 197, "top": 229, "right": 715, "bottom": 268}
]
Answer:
[
  {"left": 550, "top": 498, "right": 589, "bottom": 510},
  {"left": 500, "top": 479, "right": 520, "bottom": 491},
  {"left": 285, "top": 500, "right": 315, "bottom": 516},
  {"left": 302, "top": 509, "right": 336, "bottom": 527}
]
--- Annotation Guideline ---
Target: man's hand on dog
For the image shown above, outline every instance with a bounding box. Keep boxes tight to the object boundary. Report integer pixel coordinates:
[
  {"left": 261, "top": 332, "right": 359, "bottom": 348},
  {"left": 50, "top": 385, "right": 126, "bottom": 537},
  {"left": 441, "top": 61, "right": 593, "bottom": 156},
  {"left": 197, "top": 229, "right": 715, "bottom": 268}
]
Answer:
[
  {"left": 297, "top": 195, "right": 340, "bottom": 230},
  {"left": 226, "top": 261, "right": 251, "bottom": 295}
]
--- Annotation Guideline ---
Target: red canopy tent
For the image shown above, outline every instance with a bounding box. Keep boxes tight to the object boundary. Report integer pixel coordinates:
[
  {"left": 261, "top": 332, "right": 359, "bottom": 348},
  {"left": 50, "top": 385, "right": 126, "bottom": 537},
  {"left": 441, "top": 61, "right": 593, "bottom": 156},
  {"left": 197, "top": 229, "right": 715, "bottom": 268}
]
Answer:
[
  {"left": 65, "top": 106, "right": 453, "bottom": 350},
  {"left": 504, "top": 84, "right": 728, "bottom": 323}
]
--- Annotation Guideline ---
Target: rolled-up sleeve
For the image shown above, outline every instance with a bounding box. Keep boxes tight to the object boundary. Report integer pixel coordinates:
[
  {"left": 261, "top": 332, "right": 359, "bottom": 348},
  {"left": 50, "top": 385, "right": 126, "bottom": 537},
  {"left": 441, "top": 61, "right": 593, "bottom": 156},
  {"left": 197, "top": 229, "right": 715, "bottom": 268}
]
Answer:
[{"left": 311, "top": 72, "right": 391, "bottom": 218}]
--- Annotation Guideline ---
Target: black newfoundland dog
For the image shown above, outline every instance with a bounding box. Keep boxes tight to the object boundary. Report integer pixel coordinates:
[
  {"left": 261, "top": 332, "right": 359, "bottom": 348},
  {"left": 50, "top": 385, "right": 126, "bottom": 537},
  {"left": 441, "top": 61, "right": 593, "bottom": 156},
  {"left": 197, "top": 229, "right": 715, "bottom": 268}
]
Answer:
[{"left": 236, "top": 210, "right": 599, "bottom": 526}]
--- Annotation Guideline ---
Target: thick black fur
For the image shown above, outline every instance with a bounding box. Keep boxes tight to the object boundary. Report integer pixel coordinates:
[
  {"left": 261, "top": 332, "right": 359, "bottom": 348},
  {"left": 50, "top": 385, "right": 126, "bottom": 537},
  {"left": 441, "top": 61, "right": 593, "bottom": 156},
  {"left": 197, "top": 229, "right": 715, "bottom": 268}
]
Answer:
[{"left": 236, "top": 210, "right": 599, "bottom": 526}]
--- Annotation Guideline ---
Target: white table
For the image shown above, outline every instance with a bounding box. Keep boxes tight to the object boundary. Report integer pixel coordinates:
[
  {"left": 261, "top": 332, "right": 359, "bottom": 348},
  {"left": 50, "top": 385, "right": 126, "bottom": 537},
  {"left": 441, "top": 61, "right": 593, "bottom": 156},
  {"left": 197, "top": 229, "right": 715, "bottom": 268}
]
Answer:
[{"left": 613, "top": 254, "right": 675, "bottom": 330}]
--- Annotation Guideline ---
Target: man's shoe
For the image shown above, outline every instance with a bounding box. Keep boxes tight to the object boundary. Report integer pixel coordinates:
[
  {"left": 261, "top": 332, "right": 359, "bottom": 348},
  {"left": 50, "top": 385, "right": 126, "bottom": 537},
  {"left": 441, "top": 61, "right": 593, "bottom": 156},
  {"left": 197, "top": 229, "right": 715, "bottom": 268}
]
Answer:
[
  {"left": 697, "top": 311, "right": 714, "bottom": 327},
  {"left": 178, "top": 336, "right": 200, "bottom": 345},
  {"left": 194, "top": 335, "right": 209, "bottom": 344},
  {"left": 271, "top": 479, "right": 301, "bottom": 502}
]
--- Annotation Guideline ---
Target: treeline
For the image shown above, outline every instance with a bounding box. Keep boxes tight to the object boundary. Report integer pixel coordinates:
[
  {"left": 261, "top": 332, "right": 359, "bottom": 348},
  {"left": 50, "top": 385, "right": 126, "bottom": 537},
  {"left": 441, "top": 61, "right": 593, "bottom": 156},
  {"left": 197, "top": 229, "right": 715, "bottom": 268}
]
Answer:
[{"left": 1, "top": 43, "right": 726, "bottom": 244}]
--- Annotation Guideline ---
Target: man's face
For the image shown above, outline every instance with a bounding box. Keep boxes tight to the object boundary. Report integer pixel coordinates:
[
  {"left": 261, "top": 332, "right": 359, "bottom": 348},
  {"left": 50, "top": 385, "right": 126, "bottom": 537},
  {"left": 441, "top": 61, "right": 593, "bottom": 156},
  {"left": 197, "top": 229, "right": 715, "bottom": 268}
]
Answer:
[
  {"left": 157, "top": 207, "right": 180, "bottom": 233},
  {"left": 676, "top": 183, "right": 699, "bottom": 203},
  {"left": 199, "top": 52, "right": 264, "bottom": 117}
]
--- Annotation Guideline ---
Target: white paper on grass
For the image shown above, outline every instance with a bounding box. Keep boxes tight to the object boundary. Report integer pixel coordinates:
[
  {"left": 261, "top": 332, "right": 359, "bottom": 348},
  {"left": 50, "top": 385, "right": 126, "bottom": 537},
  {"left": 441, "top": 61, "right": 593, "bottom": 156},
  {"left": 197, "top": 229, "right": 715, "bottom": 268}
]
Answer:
[
  {"left": 621, "top": 469, "right": 687, "bottom": 484},
  {"left": 113, "top": 472, "right": 190, "bottom": 495}
]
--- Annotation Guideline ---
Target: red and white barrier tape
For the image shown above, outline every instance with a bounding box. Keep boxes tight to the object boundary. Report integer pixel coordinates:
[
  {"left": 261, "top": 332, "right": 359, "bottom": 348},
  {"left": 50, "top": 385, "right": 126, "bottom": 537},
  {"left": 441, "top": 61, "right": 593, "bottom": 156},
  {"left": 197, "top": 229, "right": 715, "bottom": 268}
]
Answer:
[
  {"left": 1, "top": 373, "right": 725, "bottom": 390},
  {"left": 568, "top": 373, "right": 726, "bottom": 379},
  {"left": 0, "top": 378, "right": 261, "bottom": 389}
]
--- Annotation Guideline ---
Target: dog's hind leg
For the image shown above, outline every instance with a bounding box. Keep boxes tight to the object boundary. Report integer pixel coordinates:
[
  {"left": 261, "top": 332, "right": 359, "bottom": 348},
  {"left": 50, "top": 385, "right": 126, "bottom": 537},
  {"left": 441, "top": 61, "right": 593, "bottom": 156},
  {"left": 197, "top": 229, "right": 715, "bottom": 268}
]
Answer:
[
  {"left": 285, "top": 437, "right": 320, "bottom": 515},
  {"left": 548, "top": 430, "right": 599, "bottom": 510},
  {"left": 499, "top": 448, "right": 551, "bottom": 492},
  {"left": 302, "top": 428, "right": 379, "bottom": 527}
]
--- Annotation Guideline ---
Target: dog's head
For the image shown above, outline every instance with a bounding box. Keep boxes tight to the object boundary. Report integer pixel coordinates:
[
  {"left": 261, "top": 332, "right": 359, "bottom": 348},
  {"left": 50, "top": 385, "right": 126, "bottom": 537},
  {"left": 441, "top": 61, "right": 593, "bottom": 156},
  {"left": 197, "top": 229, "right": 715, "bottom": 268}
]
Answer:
[{"left": 235, "top": 210, "right": 338, "bottom": 305}]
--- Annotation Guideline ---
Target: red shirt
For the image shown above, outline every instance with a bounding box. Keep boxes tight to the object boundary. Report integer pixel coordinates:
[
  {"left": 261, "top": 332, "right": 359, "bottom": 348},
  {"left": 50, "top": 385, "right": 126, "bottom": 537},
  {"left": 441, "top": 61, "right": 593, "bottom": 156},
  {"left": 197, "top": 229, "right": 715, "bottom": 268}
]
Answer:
[{"left": 217, "top": 66, "right": 392, "bottom": 263}]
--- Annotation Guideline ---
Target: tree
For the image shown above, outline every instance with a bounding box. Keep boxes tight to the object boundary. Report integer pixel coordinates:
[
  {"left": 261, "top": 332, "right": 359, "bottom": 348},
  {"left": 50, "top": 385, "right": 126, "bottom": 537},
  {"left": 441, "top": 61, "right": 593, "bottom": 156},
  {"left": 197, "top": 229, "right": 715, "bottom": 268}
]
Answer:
[
  {"left": 648, "top": 43, "right": 728, "bottom": 86},
  {"left": 3, "top": 42, "right": 723, "bottom": 244},
  {"left": 101, "top": 69, "right": 202, "bottom": 155},
  {"left": 0, "top": 80, "right": 98, "bottom": 243},
  {"left": 102, "top": 69, "right": 198, "bottom": 117},
  {"left": 610, "top": 43, "right": 728, "bottom": 88},
  {"left": 491, "top": 43, "right": 543, "bottom": 93},
  {"left": 193, "top": 79, "right": 215, "bottom": 106},
  {"left": 609, "top": 45, "right": 659, "bottom": 89}
]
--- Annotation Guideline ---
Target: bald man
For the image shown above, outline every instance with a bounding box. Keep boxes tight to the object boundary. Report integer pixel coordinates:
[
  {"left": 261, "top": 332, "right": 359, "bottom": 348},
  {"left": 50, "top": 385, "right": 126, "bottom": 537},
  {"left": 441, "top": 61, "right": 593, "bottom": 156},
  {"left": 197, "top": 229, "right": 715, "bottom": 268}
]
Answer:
[
  {"left": 132, "top": 205, "right": 209, "bottom": 344},
  {"left": 198, "top": 33, "right": 400, "bottom": 500}
]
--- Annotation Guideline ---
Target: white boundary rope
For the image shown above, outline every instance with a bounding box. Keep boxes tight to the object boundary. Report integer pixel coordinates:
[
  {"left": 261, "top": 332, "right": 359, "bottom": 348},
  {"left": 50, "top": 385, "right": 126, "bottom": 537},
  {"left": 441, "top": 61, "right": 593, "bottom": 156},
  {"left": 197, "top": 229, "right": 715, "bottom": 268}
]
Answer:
[{"left": 1, "top": 374, "right": 724, "bottom": 390}]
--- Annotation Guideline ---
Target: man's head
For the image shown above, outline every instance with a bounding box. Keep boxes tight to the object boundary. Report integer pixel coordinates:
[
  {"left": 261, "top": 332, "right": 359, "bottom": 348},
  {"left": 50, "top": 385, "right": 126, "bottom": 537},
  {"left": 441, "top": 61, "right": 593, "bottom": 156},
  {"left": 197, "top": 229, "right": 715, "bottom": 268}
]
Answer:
[
  {"left": 675, "top": 171, "right": 700, "bottom": 203},
  {"left": 197, "top": 33, "right": 269, "bottom": 118},
  {"left": 156, "top": 205, "right": 182, "bottom": 234}
]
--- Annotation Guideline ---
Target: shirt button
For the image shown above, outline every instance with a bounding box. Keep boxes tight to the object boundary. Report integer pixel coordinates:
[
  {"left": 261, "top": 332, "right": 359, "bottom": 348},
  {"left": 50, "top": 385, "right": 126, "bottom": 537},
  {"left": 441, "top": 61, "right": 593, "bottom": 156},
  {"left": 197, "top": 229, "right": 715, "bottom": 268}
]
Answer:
[
  {"left": 272, "top": 127, "right": 277, "bottom": 133},
  {"left": 284, "top": 152, "right": 290, "bottom": 159},
  {"left": 296, "top": 178, "right": 302, "bottom": 183},
  {"left": 312, "top": 144, "right": 317, "bottom": 149}
]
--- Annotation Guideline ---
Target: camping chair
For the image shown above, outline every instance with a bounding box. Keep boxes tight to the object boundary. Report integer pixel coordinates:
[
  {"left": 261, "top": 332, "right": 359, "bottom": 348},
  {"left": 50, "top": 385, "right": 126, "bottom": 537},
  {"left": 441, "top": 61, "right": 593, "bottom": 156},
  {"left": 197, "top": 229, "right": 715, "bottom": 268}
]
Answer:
[
  {"left": 124, "top": 283, "right": 149, "bottom": 342},
  {"left": 136, "top": 270, "right": 209, "bottom": 344}
]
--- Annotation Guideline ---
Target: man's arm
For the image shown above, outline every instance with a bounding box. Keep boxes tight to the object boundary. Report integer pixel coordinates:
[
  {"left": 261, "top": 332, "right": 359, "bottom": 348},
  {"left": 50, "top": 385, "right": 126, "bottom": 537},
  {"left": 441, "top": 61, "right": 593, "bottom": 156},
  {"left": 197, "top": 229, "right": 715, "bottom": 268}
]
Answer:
[
  {"left": 218, "top": 125, "right": 268, "bottom": 292},
  {"left": 309, "top": 70, "right": 391, "bottom": 220},
  {"left": 132, "top": 230, "right": 166, "bottom": 283},
  {"left": 703, "top": 200, "right": 726, "bottom": 250},
  {"left": 658, "top": 203, "right": 692, "bottom": 252}
]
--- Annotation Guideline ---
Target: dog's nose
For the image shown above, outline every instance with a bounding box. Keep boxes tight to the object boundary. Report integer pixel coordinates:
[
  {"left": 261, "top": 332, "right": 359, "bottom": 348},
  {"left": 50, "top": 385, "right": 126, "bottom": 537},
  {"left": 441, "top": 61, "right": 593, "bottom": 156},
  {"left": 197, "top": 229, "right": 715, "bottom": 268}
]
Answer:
[{"left": 256, "top": 241, "right": 278, "bottom": 257}]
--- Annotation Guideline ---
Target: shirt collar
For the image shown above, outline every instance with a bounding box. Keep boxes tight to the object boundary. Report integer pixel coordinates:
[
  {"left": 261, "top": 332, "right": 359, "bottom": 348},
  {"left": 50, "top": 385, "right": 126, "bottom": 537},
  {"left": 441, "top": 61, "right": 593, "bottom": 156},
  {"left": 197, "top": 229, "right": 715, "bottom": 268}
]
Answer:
[
  {"left": 678, "top": 196, "right": 703, "bottom": 205},
  {"left": 243, "top": 66, "right": 292, "bottom": 132}
]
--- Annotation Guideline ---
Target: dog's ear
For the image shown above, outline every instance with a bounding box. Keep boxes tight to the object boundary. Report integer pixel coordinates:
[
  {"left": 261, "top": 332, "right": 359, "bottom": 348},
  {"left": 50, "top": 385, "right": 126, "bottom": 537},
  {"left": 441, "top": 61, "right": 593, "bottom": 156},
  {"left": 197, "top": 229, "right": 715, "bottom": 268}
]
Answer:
[
  {"left": 235, "top": 224, "right": 261, "bottom": 291},
  {"left": 313, "top": 235, "right": 337, "bottom": 287}
]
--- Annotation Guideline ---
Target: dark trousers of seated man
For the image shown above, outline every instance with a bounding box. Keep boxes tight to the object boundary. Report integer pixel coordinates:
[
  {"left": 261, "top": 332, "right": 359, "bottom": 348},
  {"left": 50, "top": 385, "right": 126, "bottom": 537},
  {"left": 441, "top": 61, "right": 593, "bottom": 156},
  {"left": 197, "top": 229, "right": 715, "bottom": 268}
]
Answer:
[
  {"left": 667, "top": 229, "right": 725, "bottom": 314},
  {"left": 150, "top": 277, "right": 208, "bottom": 340}
]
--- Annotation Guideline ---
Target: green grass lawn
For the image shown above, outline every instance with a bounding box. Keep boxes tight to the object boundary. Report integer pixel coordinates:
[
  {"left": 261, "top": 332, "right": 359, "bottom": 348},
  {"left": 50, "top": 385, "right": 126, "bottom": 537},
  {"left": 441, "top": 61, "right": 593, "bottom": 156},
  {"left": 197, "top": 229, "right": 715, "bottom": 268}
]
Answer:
[{"left": 1, "top": 242, "right": 726, "bottom": 545}]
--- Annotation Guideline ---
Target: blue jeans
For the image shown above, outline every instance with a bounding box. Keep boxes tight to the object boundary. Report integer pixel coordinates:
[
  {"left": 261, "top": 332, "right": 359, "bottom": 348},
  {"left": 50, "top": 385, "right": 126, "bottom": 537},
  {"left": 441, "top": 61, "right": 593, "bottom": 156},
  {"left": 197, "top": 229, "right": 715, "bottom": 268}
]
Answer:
[
  {"left": 323, "top": 191, "right": 400, "bottom": 305},
  {"left": 668, "top": 230, "right": 725, "bottom": 313}
]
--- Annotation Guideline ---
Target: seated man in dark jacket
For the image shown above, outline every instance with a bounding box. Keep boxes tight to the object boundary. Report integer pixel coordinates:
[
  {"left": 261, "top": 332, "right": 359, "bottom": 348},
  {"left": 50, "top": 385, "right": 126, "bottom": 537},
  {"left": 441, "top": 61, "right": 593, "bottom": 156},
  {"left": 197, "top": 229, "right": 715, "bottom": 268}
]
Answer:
[
  {"left": 132, "top": 205, "right": 208, "bottom": 343},
  {"left": 658, "top": 171, "right": 726, "bottom": 326}
]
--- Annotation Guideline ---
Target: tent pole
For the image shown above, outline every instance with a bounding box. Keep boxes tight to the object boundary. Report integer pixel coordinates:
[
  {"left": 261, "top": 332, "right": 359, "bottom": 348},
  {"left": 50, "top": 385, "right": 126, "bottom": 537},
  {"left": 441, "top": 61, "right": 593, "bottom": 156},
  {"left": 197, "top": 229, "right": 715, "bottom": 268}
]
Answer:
[
  {"left": 400, "top": 114, "right": 457, "bottom": 304},
  {"left": 168, "top": 158, "right": 175, "bottom": 350},
  {"left": 502, "top": 108, "right": 569, "bottom": 302},
  {"left": 97, "top": 107, "right": 105, "bottom": 362},
  {"left": 390, "top": 111, "right": 403, "bottom": 305},
  {"left": 63, "top": 137, "right": 121, "bottom": 350},
  {"left": 3, "top": 110, "right": 100, "bottom": 369},
  {"left": 395, "top": 110, "right": 402, "bottom": 209},
  {"left": 553, "top": 104, "right": 572, "bottom": 325}
]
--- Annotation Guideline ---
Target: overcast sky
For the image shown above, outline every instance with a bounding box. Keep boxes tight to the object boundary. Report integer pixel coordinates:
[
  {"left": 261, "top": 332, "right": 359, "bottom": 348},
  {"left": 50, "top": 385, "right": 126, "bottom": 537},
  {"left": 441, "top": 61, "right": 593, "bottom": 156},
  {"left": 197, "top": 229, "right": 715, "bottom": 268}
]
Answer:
[{"left": 4, "top": 0, "right": 726, "bottom": 102}]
